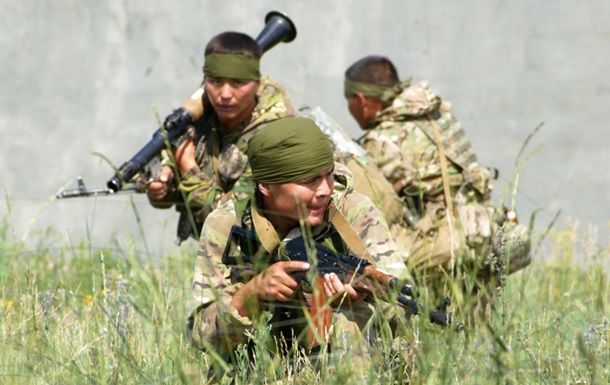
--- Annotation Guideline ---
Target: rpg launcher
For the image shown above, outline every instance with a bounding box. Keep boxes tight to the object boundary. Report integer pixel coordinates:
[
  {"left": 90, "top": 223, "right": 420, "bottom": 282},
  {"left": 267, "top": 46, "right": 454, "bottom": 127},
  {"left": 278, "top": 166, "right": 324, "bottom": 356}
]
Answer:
[
  {"left": 221, "top": 225, "right": 462, "bottom": 331},
  {"left": 58, "top": 11, "right": 297, "bottom": 199},
  {"left": 105, "top": 11, "right": 297, "bottom": 193}
]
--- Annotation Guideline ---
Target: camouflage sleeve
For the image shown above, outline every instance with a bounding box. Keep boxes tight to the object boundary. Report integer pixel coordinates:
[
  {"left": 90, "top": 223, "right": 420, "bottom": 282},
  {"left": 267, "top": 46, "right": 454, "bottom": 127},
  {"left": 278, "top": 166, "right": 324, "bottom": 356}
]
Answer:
[
  {"left": 186, "top": 201, "right": 255, "bottom": 353},
  {"left": 179, "top": 167, "right": 223, "bottom": 212},
  {"left": 361, "top": 128, "right": 415, "bottom": 194},
  {"left": 337, "top": 190, "right": 410, "bottom": 281}
]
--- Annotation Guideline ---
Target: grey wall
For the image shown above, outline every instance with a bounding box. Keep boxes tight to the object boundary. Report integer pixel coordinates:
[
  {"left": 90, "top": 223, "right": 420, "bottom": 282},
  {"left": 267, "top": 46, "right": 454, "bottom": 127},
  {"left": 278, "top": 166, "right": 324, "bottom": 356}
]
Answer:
[{"left": 2, "top": 0, "right": 609, "bottom": 257}]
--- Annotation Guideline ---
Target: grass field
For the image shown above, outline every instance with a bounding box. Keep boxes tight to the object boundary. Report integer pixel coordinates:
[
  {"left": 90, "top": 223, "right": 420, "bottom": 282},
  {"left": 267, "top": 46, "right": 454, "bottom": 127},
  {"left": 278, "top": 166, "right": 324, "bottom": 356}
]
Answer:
[{"left": 1, "top": 204, "right": 609, "bottom": 384}]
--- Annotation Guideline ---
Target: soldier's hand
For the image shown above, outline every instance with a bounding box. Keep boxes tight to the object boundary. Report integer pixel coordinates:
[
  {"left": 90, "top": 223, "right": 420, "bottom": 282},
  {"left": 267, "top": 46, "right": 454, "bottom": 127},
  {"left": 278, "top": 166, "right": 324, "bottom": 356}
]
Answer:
[
  {"left": 253, "top": 261, "right": 310, "bottom": 302},
  {"left": 146, "top": 166, "right": 174, "bottom": 201},
  {"left": 232, "top": 261, "right": 310, "bottom": 318},
  {"left": 323, "top": 272, "right": 368, "bottom": 304}
]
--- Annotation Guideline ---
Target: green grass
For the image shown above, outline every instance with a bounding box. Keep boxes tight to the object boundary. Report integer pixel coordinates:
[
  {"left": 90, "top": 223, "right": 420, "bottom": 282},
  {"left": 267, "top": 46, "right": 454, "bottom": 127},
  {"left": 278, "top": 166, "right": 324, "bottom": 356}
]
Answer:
[{"left": 1, "top": 205, "right": 609, "bottom": 384}]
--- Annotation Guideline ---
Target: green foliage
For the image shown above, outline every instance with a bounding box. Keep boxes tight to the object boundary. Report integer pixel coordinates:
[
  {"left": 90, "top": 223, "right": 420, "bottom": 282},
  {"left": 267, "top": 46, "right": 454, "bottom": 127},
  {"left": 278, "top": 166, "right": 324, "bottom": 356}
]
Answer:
[{"left": 1, "top": 204, "right": 609, "bottom": 384}]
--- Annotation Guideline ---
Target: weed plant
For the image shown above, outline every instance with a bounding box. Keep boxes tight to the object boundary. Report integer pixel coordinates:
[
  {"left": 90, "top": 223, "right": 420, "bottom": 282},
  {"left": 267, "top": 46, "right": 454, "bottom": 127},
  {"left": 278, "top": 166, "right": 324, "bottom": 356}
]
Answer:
[{"left": 1, "top": 201, "right": 609, "bottom": 384}]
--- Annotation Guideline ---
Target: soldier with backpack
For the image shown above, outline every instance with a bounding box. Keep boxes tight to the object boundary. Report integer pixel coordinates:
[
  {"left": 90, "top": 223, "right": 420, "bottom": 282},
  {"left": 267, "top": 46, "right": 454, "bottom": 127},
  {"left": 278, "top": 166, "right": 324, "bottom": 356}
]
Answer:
[{"left": 343, "top": 55, "right": 531, "bottom": 309}]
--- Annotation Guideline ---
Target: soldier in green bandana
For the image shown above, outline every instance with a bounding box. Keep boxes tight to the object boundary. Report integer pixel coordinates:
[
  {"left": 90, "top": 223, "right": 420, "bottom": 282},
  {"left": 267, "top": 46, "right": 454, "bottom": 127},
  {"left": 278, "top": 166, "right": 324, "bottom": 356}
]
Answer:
[
  {"left": 187, "top": 117, "right": 413, "bottom": 382},
  {"left": 146, "top": 31, "right": 296, "bottom": 244},
  {"left": 343, "top": 55, "right": 531, "bottom": 309}
]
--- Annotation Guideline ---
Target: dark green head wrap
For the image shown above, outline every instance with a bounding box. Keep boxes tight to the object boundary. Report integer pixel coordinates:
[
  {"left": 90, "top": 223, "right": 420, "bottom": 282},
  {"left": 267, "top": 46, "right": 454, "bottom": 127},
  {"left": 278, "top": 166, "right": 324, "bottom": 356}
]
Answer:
[
  {"left": 344, "top": 78, "right": 391, "bottom": 98},
  {"left": 248, "top": 117, "right": 334, "bottom": 184},
  {"left": 344, "top": 77, "right": 413, "bottom": 107},
  {"left": 203, "top": 53, "right": 261, "bottom": 80}
]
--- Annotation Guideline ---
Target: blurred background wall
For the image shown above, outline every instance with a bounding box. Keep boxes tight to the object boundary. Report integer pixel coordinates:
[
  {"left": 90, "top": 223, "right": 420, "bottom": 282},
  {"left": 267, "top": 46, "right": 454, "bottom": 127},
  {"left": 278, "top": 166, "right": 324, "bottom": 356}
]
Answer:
[{"left": 2, "top": 0, "right": 608, "bottom": 258}]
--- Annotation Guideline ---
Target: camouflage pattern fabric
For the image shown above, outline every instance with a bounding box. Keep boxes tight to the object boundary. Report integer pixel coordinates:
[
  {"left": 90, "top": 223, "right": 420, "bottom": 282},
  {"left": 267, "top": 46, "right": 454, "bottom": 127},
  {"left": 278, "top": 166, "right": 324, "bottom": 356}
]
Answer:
[
  {"left": 187, "top": 162, "right": 410, "bottom": 363},
  {"left": 361, "top": 80, "right": 489, "bottom": 204},
  {"left": 358, "top": 80, "right": 530, "bottom": 290},
  {"left": 174, "top": 76, "right": 296, "bottom": 243}
]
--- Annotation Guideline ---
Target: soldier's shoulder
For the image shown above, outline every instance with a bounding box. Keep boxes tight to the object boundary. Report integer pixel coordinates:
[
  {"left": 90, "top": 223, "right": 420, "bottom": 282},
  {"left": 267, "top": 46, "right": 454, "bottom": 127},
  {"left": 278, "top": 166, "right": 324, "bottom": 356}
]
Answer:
[
  {"left": 207, "top": 200, "right": 238, "bottom": 221},
  {"left": 257, "top": 76, "right": 293, "bottom": 105},
  {"left": 339, "top": 189, "right": 381, "bottom": 222},
  {"left": 332, "top": 161, "right": 354, "bottom": 190},
  {"left": 250, "top": 77, "right": 297, "bottom": 127},
  {"left": 202, "top": 201, "right": 239, "bottom": 240},
  {"left": 258, "top": 76, "right": 286, "bottom": 92}
]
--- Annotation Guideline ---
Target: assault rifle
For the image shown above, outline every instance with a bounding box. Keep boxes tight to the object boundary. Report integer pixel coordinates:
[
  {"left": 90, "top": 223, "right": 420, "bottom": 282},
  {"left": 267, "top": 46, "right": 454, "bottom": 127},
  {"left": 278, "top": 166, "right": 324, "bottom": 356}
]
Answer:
[
  {"left": 57, "top": 11, "right": 297, "bottom": 199},
  {"left": 56, "top": 176, "right": 147, "bottom": 199},
  {"left": 221, "top": 225, "right": 461, "bottom": 331},
  {"left": 56, "top": 156, "right": 160, "bottom": 199}
]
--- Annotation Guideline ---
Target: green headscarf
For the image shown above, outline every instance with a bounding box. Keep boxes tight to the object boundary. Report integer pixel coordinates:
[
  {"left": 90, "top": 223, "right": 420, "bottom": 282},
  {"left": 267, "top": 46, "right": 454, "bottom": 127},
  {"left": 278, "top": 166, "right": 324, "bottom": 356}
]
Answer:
[
  {"left": 248, "top": 117, "right": 334, "bottom": 184},
  {"left": 344, "top": 77, "right": 413, "bottom": 107},
  {"left": 343, "top": 78, "right": 390, "bottom": 98},
  {"left": 203, "top": 53, "right": 261, "bottom": 80}
]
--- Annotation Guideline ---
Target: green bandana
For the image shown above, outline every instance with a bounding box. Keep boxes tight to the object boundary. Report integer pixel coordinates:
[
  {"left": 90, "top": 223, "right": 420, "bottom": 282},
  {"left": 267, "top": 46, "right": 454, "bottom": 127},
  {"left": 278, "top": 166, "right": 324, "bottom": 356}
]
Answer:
[
  {"left": 248, "top": 117, "right": 334, "bottom": 184},
  {"left": 344, "top": 78, "right": 391, "bottom": 98},
  {"left": 203, "top": 53, "right": 261, "bottom": 80},
  {"left": 345, "top": 77, "right": 413, "bottom": 107},
  {"left": 379, "top": 77, "right": 412, "bottom": 106}
]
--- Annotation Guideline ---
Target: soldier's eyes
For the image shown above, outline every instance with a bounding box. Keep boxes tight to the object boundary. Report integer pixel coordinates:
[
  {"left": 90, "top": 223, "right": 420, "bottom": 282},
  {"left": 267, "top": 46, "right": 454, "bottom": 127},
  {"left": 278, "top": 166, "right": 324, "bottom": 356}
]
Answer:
[
  {"left": 297, "top": 167, "right": 334, "bottom": 185},
  {"left": 206, "top": 78, "right": 221, "bottom": 86}
]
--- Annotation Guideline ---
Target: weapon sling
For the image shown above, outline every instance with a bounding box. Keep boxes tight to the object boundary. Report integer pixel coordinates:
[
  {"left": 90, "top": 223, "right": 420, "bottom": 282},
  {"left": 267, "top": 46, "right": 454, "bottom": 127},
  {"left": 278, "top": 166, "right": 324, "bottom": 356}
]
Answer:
[
  {"left": 327, "top": 202, "right": 374, "bottom": 263},
  {"left": 426, "top": 113, "right": 461, "bottom": 272},
  {"left": 426, "top": 114, "right": 457, "bottom": 218}
]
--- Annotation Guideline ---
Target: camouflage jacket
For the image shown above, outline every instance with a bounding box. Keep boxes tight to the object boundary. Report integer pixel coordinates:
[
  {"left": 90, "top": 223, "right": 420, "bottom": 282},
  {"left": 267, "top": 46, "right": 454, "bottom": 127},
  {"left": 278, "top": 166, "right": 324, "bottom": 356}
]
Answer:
[
  {"left": 186, "top": 163, "right": 409, "bottom": 354},
  {"left": 359, "top": 80, "right": 491, "bottom": 207},
  {"left": 175, "top": 76, "right": 296, "bottom": 242}
]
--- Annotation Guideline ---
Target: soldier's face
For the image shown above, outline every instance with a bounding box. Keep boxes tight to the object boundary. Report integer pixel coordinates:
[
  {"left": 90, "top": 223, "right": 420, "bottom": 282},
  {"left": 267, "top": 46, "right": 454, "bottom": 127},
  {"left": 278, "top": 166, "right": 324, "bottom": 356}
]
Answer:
[
  {"left": 347, "top": 95, "right": 368, "bottom": 129},
  {"left": 259, "top": 166, "right": 335, "bottom": 233},
  {"left": 205, "top": 77, "right": 259, "bottom": 130},
  {"left": 347, "top": 93, "right": 381, "bottom": 130}
]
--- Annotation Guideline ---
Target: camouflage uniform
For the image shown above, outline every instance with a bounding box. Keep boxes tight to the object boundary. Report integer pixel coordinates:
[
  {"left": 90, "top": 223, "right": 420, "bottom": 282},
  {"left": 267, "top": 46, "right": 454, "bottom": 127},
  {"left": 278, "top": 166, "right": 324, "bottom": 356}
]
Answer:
[
  {"left": 187, "top": 163, "right": 411, "bottom": 380},
  {"left": 358, "top": 80, "right": 530, "bottom": 294},
  {"left": 156, "top": 76, "right": 296, "bottom": 243}
]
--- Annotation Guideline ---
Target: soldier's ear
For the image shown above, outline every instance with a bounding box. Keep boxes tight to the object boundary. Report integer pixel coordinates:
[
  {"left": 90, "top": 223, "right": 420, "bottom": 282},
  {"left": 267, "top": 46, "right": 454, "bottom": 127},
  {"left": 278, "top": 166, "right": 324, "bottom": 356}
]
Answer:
[
  {"left": 361, "top": 94, "right": 384, "bottom": 121},
  {"left": 355, "top": 92, "right": 367, "bottom": 104},
  {"left": 258, "top": 182, "right": 272, "bottom": 197}
]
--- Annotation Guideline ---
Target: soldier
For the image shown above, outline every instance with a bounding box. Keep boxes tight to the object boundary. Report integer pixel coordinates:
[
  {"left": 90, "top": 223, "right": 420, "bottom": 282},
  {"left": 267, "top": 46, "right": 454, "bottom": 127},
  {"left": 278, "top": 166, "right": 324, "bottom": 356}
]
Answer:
[
  {"left": 146, "top": 31, "right": 296, "bottom": 244},
  {"left": 187, "top": 117, "right": 413, "bottom": 382},
  {"left": 343, "top": 55, "right": 530, "bottom": 307}
]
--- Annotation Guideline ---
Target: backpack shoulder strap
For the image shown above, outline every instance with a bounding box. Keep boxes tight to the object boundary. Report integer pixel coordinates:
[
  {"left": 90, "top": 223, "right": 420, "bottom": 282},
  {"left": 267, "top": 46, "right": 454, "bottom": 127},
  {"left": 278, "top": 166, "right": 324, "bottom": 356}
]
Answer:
[{"left": 427, "top": 113, "right": 457, "bottom": 218}]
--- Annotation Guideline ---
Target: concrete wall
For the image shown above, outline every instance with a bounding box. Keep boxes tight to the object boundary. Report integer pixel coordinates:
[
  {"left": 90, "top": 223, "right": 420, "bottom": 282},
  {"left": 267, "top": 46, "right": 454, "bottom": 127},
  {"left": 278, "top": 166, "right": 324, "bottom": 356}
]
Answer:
[{"left": 2, "top": 0, "right": 609, "bottom": 257}]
